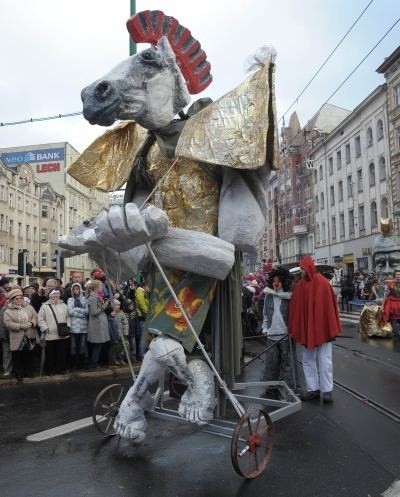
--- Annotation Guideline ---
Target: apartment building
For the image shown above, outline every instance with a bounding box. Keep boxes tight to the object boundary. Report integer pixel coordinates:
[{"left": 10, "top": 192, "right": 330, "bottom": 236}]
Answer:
[
  {"left": 265, "top": 104, "right": 351, "bottom": 268},
  {"left": 0, "top": 142, "right": 109, "bottom": 283},
  {"left": 377, "top": 46, "right": 400, "bottom": 223},
  {"left": 310, "top": 84, "right": 390, "bottom": 276}
]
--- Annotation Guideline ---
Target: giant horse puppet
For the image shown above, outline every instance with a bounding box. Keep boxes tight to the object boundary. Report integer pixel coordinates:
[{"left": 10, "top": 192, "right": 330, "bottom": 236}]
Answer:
[{"left": 59, "top": 10, "right": 279, "bottom": 441}]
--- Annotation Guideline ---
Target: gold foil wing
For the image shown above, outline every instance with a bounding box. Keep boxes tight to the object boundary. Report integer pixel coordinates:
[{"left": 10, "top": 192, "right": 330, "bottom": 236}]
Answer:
[
  {"left": 175, "top": 61, "right": 279, "bottom": 171},
  {"left": 358, "top": 305, "right": 393, "bottom": 338},
  {"left": 67, "top": 121, "right": 148, "bottom": 192}
]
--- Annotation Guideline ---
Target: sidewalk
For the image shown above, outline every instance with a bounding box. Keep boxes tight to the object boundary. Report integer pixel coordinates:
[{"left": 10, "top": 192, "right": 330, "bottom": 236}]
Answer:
[{"left": 0, "top": 363, "right": 141, "bottom": 387}]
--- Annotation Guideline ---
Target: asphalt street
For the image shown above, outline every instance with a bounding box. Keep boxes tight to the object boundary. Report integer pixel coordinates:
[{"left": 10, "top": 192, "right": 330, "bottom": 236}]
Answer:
[{"left": 0, "top": 315, "right": 399, "bottom": 497}]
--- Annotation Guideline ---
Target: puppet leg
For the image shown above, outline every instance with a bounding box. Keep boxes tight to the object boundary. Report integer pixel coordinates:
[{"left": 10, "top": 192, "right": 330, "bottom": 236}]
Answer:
[
  {"left": 114, "top": 343, "right": 165, "bottom": 442},
  {"left": 147, "top": 336, "right": 216, "bottom": 425}
]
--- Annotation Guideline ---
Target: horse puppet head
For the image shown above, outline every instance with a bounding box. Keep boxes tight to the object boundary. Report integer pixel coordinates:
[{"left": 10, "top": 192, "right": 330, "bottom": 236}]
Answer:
[{"left": 81, "top": 10, "right": 212, "bottom": 130}]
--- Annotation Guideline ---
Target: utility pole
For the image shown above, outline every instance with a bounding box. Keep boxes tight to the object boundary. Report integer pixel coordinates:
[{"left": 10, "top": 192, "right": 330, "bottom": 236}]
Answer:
[{"left": 129, "top": 0, "right": 136, "bottom": 56}]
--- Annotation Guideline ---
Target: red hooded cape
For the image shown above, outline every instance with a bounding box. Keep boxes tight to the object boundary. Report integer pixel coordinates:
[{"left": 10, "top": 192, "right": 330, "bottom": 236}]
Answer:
[{"left": 288, "top": 256, "right": 341, "bottom": 349}]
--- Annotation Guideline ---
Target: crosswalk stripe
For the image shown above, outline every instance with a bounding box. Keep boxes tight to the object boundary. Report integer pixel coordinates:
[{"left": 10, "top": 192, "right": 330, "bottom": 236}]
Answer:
[{"left": 26, "top": 417, "right": 93, "bottom": 441}]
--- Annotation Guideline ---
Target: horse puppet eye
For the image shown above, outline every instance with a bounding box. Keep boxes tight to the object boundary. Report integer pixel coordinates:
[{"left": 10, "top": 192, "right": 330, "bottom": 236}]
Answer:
[{"left": 139, "top": 48, "right": 164, "bottom": 68}]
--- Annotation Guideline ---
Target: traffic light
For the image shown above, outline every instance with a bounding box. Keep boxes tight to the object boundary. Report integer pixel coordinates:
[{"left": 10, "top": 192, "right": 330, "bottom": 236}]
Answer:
[
  {"left": 51, "top": 250, "right": 65, "bottom": 278},
  {"left": 18, "top": 251, "right": 25, "bottom": 276},
  {"left": 26, "top": 262, "right": 33, "bottom": 276},
  {"left": 17, "top": 249, "right": 28, "bottom": 276}
]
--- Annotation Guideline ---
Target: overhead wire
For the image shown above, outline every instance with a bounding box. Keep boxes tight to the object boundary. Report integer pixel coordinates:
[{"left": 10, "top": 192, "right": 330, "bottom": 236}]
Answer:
[
  {"left": 278, "top": 0, "right": 375, "bottom": 124},
  {"left": 280, "top": 16, "right": 400, "bottom": 155}
]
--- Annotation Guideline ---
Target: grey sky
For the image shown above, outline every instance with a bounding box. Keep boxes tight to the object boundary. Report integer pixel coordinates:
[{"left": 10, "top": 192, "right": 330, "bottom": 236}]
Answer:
[{"left": 0, "top": 0, "right": 399, "bottom": 153}]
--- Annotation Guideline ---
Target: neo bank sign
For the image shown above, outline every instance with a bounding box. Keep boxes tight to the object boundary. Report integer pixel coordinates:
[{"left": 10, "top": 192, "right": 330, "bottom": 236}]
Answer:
[{"left": 1, "top": 147, "right": 65, "bottom": 173}]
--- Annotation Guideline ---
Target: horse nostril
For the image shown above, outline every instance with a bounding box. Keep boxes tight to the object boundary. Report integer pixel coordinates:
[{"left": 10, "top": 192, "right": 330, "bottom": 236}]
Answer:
[{"left": 94, "top": 81, "right": 112, "bottom": 101}]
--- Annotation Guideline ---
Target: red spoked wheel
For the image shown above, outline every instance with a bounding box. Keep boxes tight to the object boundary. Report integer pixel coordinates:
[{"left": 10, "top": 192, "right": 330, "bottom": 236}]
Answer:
[
  {"left": 231, "top": 409, "right": 274, "bottom": 479},
  {"left": 92, "top": 383, "right": 126, "bottom": 436}
]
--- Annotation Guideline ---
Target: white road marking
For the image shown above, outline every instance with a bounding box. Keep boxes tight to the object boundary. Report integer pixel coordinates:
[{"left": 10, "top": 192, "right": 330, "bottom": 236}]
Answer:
[
  {"left": 382, "top": 480, "right": 400, "bottom": 497},
  {"left": 26, "top": 416, "right": 93, "bottom": 442}
]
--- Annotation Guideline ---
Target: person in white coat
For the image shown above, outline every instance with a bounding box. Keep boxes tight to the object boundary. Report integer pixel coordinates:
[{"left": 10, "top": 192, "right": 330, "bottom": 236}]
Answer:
[{"left": 38, "top": 290, "right": 70, "bottom": 375}]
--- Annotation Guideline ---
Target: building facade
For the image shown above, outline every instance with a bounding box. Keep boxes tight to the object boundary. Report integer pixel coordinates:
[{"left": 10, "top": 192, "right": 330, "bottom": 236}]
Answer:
[
  {"left": 265, "top": 104, "right": 351, "bottom": 268},
  {"left": 376, "top": 47, "right": 400, "bottom": 224},
  {"left": 310, "top": 84, "right": 390, "bottom": 275},
  {"left": 0, "top": 142, "right": 109, "bottom": 284}
]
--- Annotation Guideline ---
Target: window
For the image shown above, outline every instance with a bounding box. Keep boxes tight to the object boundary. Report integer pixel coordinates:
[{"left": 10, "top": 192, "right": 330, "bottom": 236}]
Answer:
[
  {"left": 9, "top": 193, "right": 14, "bottom": 208},
  {"left": 359, "top": 205, "right": 365, "bottom": 230},
  {"left": 319, "top": 165, "right": 323, "bottom": 180},
  {"left": 377, "top": 119, "right": 384, "bottom": 140},
  {"left": 397, "top": 127, "right": 400, "bottom": 153},
  {"left": 17, "top": 196, "right": 23, "bottom": 211},
  {"left": 339, "top": 213, "right": 345, "bottom": 237},
  {"left": 369, "top": 163, "right": 376, "bottom": 186},
  {"left": 41, "top": 229, "right": 48, "bottom": 242},
  {"left": 0, "top": 214, "right": 4, "bottom": 231},
  {"left": 357, "top": 170, "right": 363, "bottom": 192},
  {"left": 371, "top": 201, "right": 378, "bottom": 229},
  {"left": 321, "top": 192, "right": 325, "bottom": 210},
  {"left": 338, "top": 181, "right": 343, "bottom": 201},
  {"left": 366, "top": 127, "right": 373, "bottom": 146},
  {"left": 26, "top": 225, "right": 30, "bottom": 240},
  {"left": 381, "top": 197, "right": 389, "bottom": 218},
  {"left": 33, "top": 227, "right": 38, "bottom": 242},
  {"left": 330, "top": 185, "right": 335, "bottom": 206},
  {"left": 337, "top": 150, "right": 342, "bottom": 170},
  {"left": 0, "top": 185, "right": 6, "bottom": 201},
  {"left": 9, "top": 219, "right": 13, "bottom": 236},
  {"left": 379, "top": 156, "right": 386, "bottom": 180},
  {"left": 315, "top": 195, "right": 319, "bottom": 211},
  {"left": 355, "top": 136, "right": 361, "bottom": 157},
  {"left": 328, "top": 157, "right": 333, "bottom": 175},
  {"left": 345, "top": 144, "right": 351, "bottom": 164},
  {"left": 0, "top": 245, "right": 4, "bottom": 262},
  {"left": 321, "top": 222, "right": 326, "bottom": 243},
  {"left": 9, "top": 248, "right": 13, "bottom": 265},
  {"left": 18, "top": 222, "right": 22, "bottom": 239},
  {"left": 394, "top": 84, "right": 400, "bottom": 108},
  {"left": 41, "top": 205, "right": 48, "bottom": 218},
  {"left": 349, "top": 209, "right": 355, "bottom": 234},
  {"left": 41, "top": 252, "right": 47, "bottom": 267},
  {"left": 347, "top": 175, "right": 353, "bottom": 197},
  {"left": 331, "top": 216, "right": 337, "bottom": 240},
  {"left": 316, "top": 224, "right": 320, "bottom": 244}
]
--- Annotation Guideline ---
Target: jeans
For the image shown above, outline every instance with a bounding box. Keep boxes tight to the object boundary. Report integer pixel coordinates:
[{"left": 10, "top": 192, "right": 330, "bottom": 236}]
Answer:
[
  {"left": 89, "top": 343, "right": 103, "bottom": 368},
  {"left": 390, "top": 320, "right": 400, "bottom": 341},
  {"left": 70, "top": 333, "right": 87, "bottom": 356},
  {"left": 135, "top": 318, "right": 147, "bottom": 358}
]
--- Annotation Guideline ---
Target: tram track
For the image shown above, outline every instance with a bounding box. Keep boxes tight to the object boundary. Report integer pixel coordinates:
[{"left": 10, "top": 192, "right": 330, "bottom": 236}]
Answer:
[
  {"left": 333, "top": 378, "right": 400, "bottom": 424},
  {"left": 243, "top": 331, "right": 400, "bottom": 424}
]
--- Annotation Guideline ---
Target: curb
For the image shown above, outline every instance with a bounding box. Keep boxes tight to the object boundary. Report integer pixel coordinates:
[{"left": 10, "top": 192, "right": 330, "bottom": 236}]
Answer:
[{"left": 0, "top": 365, "right": 141, "bottom": 387}]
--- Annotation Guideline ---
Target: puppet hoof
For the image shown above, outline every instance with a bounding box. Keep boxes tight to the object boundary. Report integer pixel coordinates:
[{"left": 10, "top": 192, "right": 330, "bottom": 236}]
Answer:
[
  {"left": 178, "top": 359, "right": 216, "bottom": 425},
  {"left": 114, "top": 402, "right": 147, "bottom": 442}
]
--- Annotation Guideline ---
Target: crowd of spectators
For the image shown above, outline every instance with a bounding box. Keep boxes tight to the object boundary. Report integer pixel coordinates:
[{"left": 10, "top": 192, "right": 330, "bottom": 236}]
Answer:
[{"left": 0, "top": 269, "right": 150, "bottom": 382}]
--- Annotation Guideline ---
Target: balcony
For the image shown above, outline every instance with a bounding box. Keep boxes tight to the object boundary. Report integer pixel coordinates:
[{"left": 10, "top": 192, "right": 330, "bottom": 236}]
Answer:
[{"left": 293, "top": 224, "right": 307, "bottom": 235}]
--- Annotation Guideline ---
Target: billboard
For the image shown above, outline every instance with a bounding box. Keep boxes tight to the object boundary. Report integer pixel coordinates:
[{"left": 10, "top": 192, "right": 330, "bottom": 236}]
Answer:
[{"left": 0, "top": 147, "right": 65, "bottom": 167}]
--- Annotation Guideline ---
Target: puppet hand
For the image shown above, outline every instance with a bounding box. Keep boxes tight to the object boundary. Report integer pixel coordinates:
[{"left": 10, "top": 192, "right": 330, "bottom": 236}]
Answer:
[
  {"left": 93, "top": 203, "right": 169, "bottom": 252},
  {"left": 58, "top": 203, "right": 169, "bottom": 256}
]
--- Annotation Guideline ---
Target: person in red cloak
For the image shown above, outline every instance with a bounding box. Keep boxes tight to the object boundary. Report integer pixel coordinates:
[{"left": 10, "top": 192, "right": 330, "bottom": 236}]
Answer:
[{"left": 288, "top": 256, "right": 341, "bottom": 402}]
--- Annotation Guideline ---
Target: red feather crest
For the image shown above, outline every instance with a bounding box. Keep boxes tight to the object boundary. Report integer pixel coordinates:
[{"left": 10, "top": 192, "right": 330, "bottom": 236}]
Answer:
[{"left": 126, "top": 10, "right": 212, "bottom": 95}]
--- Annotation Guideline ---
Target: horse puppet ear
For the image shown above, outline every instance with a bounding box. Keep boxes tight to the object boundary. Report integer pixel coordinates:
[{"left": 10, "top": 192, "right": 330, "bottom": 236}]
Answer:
[{"left": 127, "top": 10, "right": 212, "bottom": 94}]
